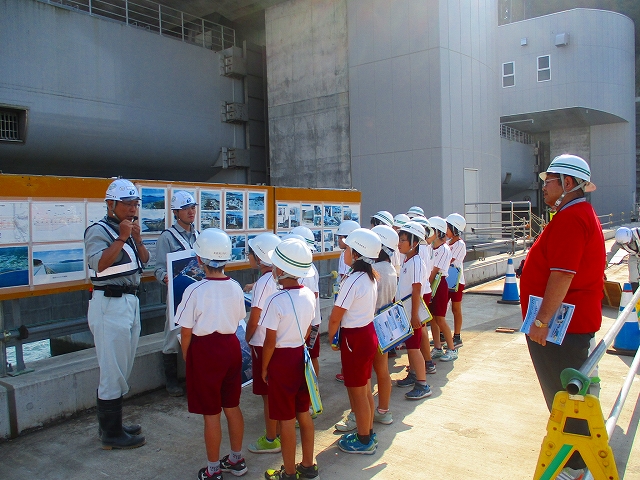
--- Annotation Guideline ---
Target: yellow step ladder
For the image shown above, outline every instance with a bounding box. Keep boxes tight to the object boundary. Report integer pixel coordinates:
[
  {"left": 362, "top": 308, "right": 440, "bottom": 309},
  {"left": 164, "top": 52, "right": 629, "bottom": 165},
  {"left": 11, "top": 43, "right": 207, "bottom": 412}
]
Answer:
[{"left": 533, "top": 391, "right": 618, "bottom": 480}]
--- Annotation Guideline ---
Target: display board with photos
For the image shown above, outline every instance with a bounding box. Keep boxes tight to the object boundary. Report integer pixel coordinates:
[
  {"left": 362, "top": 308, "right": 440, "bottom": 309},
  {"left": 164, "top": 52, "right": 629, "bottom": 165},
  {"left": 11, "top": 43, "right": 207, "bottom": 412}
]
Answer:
[
  {"left": 0, "top": 175, "right": 359, "bottom": 297},
  {"left": 276, "top": 202, "right": 360, "bottom": 253}
]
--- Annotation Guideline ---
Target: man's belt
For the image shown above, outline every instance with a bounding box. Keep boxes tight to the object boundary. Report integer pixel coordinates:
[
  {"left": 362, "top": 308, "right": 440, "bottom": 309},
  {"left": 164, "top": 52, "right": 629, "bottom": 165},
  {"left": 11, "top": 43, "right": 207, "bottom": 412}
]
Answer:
[{"left": 93, "top": 285, "right": 139, "bottom": 297}]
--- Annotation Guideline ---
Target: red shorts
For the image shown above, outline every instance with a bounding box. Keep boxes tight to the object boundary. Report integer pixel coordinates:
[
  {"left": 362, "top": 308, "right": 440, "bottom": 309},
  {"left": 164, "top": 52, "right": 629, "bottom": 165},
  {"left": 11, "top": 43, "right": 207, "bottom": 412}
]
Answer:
[
  {"left": 251, "top": 346, "right": 268, "bottom": 396},
  {"left": 404, "top": 293, "right": 431, "bottom": 349},
  {"left": 267, "top": 346, "right": 310, "bottom": 420},
  {"left": 186, "top": 332, "right": 241, "bottom": 415},
  {"left": 448, "top": 284, "right": 465, "bottom": 302},
  {"left": 429, "top": 278, "right": 450, "bottom": 317},
  {"left": 306, "top": 331, "right": 321, "bottom": 359},
  {"left": 340, "top": 322, "right": 377, "bottom": 387}
]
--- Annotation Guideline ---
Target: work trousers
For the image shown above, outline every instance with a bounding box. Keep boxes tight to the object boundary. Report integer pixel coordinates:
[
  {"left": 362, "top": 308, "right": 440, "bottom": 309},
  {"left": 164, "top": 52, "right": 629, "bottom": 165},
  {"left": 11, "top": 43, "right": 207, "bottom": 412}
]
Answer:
[{"left": 88, "top": 290, "right": 141, "bottom": 400}]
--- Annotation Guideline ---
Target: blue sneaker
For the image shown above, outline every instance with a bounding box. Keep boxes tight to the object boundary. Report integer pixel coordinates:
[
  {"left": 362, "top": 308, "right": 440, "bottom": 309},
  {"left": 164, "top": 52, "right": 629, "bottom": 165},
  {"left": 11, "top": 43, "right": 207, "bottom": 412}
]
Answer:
[
  {"left": 431, "top": 348, "right": 445, "bottom": 359},
  {"left": 396, "top": 371, "right": 416, "bottom": 387},
  {"left": 337, "top": 433, "right": 376, "bottom": 455},
  {"left": 405, "top": 383, "right": 432, "bottom": 400},
  {"left": 440, "top": 349, "right": 458, "bottom": 362}
]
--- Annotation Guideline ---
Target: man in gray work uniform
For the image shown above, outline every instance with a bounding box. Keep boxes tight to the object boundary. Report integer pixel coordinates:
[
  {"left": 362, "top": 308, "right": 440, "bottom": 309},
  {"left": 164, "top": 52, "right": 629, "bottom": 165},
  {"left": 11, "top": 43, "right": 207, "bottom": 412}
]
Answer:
[
  {"left": 154, "top": 190, "right": 199, "bottom": 396},
  {"left": 84, "top": 178, "right": 149, "bottom": 449}
]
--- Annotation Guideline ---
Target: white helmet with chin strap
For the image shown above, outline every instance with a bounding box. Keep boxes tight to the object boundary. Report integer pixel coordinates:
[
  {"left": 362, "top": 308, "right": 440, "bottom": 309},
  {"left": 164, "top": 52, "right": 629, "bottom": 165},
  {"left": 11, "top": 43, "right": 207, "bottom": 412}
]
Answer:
[
  {"left": 615, "top": 227, "right": 640, "bottom": 255},
  {"left": 291, "top": 226, "right": 317, "bottom": 252},
  {"left": 399, "top": 221, "right": 426, "bottom": 253},
  {"left": 412, "top": 215, "right": 433, "bottom": 240},
  {"left": 371, "top": 210, "right": 394, "bottom": 227},
  {"left": 268, "top": 237, "right": 315, "bottom": 279},
  {"left": 248, "top": 233, "right": 281, "bottom": 266},
  {"left": 372, "top": 225, "right": 399, "bottom": 257},
  {"left": 428, "top": 216, "right": 448, "bottom": 238},
  {"left": 344, "top": 228, "right": 382, "bottom": 264},
  {"left": 393, "top": 213, "right": 410, "bottom": 228},
  {"left": 406, "top": 206, "right": 425, "bottom": 219},
  {"left": 337, "top": 220, "right": 361, "bottom": 236},
  {"left": 193, "top": 228, "right": 232, "bottom": 268},
  {"left": 540, "top": 154, "right": 596, "bottom": 210},
  {"left": 105, "top": 179, "right": 140, "bottom": 202},
  {"left": 446, "top": 213, "right": 466, "bottom": 235}
]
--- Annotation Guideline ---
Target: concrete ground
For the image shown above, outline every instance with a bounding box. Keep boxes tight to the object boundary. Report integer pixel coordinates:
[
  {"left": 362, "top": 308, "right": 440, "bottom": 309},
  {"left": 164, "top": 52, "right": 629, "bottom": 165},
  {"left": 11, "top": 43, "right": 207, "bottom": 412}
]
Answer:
[{"left": 1, "top": 271, "right": 639, "bottom": 479}]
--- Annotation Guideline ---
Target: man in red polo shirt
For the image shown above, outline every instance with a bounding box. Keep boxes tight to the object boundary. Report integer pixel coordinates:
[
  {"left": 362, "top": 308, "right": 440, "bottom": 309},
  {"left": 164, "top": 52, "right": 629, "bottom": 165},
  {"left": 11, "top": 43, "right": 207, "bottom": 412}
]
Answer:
[{"left": 520, "top": 154, "right": 604, "bottom": 479}]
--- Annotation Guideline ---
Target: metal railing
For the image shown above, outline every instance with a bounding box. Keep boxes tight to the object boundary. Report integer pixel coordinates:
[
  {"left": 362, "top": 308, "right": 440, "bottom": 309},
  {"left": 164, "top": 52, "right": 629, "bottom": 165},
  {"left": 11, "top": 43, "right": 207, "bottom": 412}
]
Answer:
[
  {"left": 500, "top": 124, "right": 533, "bottom": 144},
  {"left": 464, "top": 201, "right": 536, "bottom": 255},
  {"left": 1, "top": 302, "right": 166, "bottom": 377},
  {"left": 565, "top": 287, "right": 640, "bottom": 480},
  {"left": 39, "top": 0, "right": 235, "bottom": 52}
]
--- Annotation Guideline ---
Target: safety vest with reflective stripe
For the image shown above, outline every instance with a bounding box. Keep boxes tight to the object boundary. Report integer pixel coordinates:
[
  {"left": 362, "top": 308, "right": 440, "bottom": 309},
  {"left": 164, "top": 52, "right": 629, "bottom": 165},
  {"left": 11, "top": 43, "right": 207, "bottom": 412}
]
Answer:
[
  {"left": 88, "top": 221, "right": 143, "bottom": 281},
  {"left": 166, "top": 225, "right": 199, "bottom": 251}
]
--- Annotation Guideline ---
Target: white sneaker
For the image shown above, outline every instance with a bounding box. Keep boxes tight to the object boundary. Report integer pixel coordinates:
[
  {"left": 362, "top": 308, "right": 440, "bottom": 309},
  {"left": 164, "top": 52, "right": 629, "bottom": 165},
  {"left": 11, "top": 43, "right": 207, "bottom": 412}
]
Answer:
[{"left": 334, "top": 411, "right": 357, "bottom": 432}]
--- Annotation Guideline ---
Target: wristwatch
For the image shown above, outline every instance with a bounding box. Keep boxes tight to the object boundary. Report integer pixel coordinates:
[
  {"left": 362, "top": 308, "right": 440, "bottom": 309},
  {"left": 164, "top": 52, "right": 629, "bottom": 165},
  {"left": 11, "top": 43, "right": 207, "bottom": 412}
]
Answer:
[{"left": 534, "top": 319, "right": 549, "bottom": 328}]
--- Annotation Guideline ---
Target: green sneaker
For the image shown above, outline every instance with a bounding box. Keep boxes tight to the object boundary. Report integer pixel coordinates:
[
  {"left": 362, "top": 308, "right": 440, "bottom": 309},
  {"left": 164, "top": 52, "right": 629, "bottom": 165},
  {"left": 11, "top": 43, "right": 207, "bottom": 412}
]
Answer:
[{"left": 248, "top": 434, "right": 281, "bottom": 454}]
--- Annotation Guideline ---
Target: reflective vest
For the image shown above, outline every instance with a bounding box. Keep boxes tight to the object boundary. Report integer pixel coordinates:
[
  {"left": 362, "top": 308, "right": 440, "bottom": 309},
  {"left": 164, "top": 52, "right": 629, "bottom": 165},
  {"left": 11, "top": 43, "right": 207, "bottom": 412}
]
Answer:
[
  {"left": 165, "top": 225, "right": 199, "bottom": 251},
  {"left": 88, "top": 221, "right": 143, "bottom": 281}
]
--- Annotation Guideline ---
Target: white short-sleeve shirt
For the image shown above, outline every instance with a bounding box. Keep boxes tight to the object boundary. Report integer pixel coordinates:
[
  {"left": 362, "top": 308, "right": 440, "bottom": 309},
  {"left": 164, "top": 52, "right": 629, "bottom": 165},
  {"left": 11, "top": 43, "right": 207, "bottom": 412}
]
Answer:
[
  {"left": 391, "top": 250, "right": 404, "bottom": 275},
  {"left": 396, "top": 254, "right": 429, "bottom": 301},
  {"left": 299, "top": 263, "right": 321, "bottom": 326},
  {"left": 449, "top": 239, "right": 466, "bottom": 285},
  {"left": 176, "top": 277, "right": 246, "bottom": 336},
  {"left": 432, "top": 243, "right": 452, "bottom": 276},
  {"left": 338, "top": 250, "right": 350, "bottom": 276},
  {"left": 249, "top": 272, "right": 279, "bottom": 347},
  {"left": 334, "top": 271, "right": 377, "bottom": 328},
  {"left": 373, "top": 261, "right": 397, "bottom": 311},
  {"left": 419, "top": 243, "right": 434, "bottom": 275},
  {"left": 258, "top": 286, "right": 316, "bottom": 348}
]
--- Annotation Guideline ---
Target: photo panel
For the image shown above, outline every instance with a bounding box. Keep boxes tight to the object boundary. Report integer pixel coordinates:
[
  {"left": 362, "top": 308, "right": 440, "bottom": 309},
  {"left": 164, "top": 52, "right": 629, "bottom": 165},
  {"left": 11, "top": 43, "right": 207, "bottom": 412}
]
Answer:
[
  {"left": 311, "top": 229, "right": 322, "bottom": 253},
  {"left": 32, "top": 201, "right": 85, "bottom": 242},
  {"left": 248, "top": 191, "right": 266, "bottom": 230},
  {"left": 0, "top": 202, "right": 29, "bottom": 244},
  {"left": 277, "top": 203, "right": 290, "bottom": 229},
  {"left": 229, "top": 234, "right": 247, "bottom": 262},
  {"left": 86, "top": 202, "right": 106, "bottom": 228},
  {"left": 0, "top": 245, "right": 29, "bottom": 288},
  {"left": 200, "top": 189, "right": 221, "bottom": 231},
  {"left": 301, "top": 204, "right": 314, "bottom": 226},
  {"left": 323, "top": 205, "right": 340, "bottom": 227},
  {"left": 289, "top": 204, "right": 301, "bottom": 229},
  {"left": 226, "top": 211, "right": 244, "bottom": 230},
  {"left": 32, "top": 242, "right": 85, "bottom": 285},
  {"left": 142, "top": 238, "right": 158, "bottom": 272},
  {"left": 323, "top": 229, "right": 336, "bottom": 253},
  {"left": 139, "top": 187, "right": 167, "bottom": 234}
]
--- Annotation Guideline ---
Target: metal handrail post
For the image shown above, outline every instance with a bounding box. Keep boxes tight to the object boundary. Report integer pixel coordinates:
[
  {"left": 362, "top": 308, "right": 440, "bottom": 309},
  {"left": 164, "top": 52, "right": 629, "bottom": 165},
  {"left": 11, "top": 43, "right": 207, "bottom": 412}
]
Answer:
[
  {"left": 181, "top": 12, "right": 184, "bottom": 41},
  {"left": 158, "top": 4, "right": 162, "bottom": 34},
  {"left": 566, "top": 287, "right": 640, "bottom": 395},
  {"left": 0, "top": 302, "right": 6, "bottom": 377},
  {"left": 88, "top": 0, "right": 91, "bottom": 15},
  {"left": 201, "top": 19, "right": 205, "bottom": 48},
  {"left": 125, "top": 0, "right": 128, "bottom": 25}
]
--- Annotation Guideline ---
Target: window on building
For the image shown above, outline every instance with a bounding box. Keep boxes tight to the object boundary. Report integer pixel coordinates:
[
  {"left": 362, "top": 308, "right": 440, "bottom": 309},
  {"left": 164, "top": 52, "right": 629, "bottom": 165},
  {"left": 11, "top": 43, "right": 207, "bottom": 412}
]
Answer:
[
  {"left": 502, "top": 62, "right": 515, "bottom": 87},
  {"left": 0, "top": 107, "right": 27, "bottom": 143},
  {"left": 537, "top": 55, "right": 550, "bottom": 82}
]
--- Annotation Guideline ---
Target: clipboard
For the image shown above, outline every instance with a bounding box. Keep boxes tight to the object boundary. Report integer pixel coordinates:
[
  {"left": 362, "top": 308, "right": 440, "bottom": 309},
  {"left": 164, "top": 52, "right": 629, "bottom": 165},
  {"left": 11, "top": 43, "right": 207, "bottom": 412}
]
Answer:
[
  {"left": 446, "top": 266, "right": 461, "bottom": 291},
  {"left": 400, "top": 294, "right": 432, "bottom": 325},
  {"left": 373, "top": 302, "right": 413, "bottom": 353},
  {"left": 431, "top": 272, "right": 442, "bottom": 294}
]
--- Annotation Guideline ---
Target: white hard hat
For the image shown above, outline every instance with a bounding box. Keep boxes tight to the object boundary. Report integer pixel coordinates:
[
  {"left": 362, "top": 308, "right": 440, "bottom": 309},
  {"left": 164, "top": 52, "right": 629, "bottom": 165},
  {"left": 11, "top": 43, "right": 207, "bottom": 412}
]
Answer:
[
  {"left": 411, "top": 215, "right": 433, "bottom": 237},
  {"left": 540, "top": 154, "right": 596, "bottom": 192},
  {"left": 193, "top": 228, "right": 232, "bottom": 266},
  {"left": 399, "top": 221, "right": 426, "bottom": 241},
  {"left": 393, "top": 214, "right": 410, "bottom": 228},
  {"left": 248, "top": 233, "right": 281, "bottom": 266},
  {"left": 428, "top": 216, "right": 448, "bottom": 235},
  {"left": 406, "top": 206, "right": 425, "bottom": 218},
  {"left": 615, "top": 227, "right": 633, "bottom": 245},
  {"left": 446, "top": 213, "right": 466, "bottom": 233},
  {"left": 291, "top": 226, "right": 317, "bottom": 252},
  {"left": 336, "top": 219, "right": 361, "bottom": 236},
  {"left": 171, "top": 191, "right": 197, "bottom": 210},
  {"left": 345, "top": 228, "right": 382, "bottom": 260},
  {"left": 268, "top": 238, "right": 315, "bottom": 278},
  {"left": 372, "top": 225, "right": 399, "bottom": 254},
  {"left": 105, "top": 179, "right": 140, "bottom": 202},
  {"left": 371, "top": 210, "right": 394, "bottom": 227}
]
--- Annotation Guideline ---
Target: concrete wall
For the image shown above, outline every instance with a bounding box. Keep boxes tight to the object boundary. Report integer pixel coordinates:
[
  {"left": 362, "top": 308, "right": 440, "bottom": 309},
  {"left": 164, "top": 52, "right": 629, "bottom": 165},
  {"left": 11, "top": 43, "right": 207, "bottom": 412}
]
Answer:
[
  {"left": 500, "top": 137, "right": 536, "bottom": 203},
  {"left": 550, "top": 126, "right": 590, "bottom": 162},
  {"left": 0, "top": 0, "right": 255, "bottom": 183},
  {"left": 265, "top": 0, "right": 351, "bottom": 189},
  {"left": 348, "top": 0, "right": 502, "bottom": 220}
]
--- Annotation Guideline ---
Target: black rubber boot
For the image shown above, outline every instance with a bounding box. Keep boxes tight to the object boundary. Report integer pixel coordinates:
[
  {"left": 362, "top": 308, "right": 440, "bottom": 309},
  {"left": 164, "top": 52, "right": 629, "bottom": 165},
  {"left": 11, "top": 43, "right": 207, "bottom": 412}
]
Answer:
[
  {"left": 97, "top": 391, "right": 141, "bottom": 438},
  {"left": 163, "top": 353, "right": 184, "bottom": 397},
  {"left": 97, "top": 396, "right": 146, "bottom": 450}
]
